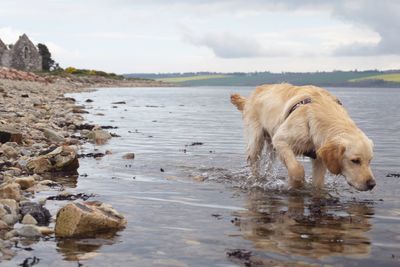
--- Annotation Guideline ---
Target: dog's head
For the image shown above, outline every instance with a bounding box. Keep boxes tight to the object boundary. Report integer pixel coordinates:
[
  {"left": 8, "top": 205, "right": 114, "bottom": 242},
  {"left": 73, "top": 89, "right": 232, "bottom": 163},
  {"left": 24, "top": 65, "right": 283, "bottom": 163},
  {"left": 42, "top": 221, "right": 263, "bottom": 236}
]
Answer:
[{"left": 317, "top": 135, "right": 375, "bottom": 191}]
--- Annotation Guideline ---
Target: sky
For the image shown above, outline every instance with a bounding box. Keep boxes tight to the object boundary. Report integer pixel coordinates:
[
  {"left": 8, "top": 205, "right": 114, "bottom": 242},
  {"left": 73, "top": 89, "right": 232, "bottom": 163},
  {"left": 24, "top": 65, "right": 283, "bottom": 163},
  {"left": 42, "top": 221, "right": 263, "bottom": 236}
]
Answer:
[{"left": 1, "top": 0, "right": 399, "bottom": 74}]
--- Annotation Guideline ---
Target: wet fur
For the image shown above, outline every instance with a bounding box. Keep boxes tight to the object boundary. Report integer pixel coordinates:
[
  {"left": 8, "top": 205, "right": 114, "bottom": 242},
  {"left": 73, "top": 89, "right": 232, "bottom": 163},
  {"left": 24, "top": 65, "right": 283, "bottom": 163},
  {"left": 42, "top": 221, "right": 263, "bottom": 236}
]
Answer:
[{"left": 231, "top": 83, "right": 375, "bottom": 190}]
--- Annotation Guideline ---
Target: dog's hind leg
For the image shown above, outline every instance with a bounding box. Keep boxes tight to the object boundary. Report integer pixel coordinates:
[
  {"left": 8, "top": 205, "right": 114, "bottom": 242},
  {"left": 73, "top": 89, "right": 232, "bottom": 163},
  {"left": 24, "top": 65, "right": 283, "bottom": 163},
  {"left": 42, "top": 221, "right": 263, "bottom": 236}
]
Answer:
[
  {"left": 264, "top": 130, "right": 276, "bottom": 175},
  {"left": 246, "top": 122, "right": 265, "bottom": 177}
]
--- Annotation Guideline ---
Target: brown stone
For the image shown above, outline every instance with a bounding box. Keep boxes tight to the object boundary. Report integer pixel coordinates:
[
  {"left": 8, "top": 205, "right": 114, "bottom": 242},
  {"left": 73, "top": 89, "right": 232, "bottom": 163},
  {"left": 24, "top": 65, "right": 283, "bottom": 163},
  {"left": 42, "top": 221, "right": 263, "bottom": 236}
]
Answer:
[
  {"left": 0, "top": 220, "right": 9, "bottom": 229},
  {"left": 27, "top": 157, "right": 52, "bottom": 174},
  {"left": 0, "top": 183, "right": 21, "bottom": 201},
  {"left": 14, "top": 176, "right": 36, "bottom": 190},
  {"left": 27, "top": 145, "right": 79, "bottom": 174},
  {"left": 55, "top": 202, "right": 126, "bottom": 237},
  {"left": 122, "top": 152, "right": 135, "bottom": 159}
]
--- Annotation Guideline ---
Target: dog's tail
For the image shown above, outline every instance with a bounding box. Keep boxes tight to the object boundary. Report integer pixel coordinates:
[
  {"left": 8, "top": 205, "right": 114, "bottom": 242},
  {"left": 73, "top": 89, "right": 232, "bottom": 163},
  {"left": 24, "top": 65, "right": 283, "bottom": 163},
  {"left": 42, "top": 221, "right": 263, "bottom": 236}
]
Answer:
[{"left": 230, "top": 93, "right": 246, "bottom": 111}]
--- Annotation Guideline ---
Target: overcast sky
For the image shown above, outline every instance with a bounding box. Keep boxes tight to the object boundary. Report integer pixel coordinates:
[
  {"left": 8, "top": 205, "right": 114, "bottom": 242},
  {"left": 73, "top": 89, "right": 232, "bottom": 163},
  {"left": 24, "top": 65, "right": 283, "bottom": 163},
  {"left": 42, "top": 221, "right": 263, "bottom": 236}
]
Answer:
[{"left": 1, "top": 0, "right": 399, "bottom": 73}]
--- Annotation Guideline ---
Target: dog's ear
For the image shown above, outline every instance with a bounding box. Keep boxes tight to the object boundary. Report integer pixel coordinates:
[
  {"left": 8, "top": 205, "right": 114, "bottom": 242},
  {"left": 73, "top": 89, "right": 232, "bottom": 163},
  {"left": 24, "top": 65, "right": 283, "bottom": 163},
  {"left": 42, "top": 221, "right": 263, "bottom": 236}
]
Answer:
[{"left": 317, "top": 142, "right": 345, "bottom": 175}]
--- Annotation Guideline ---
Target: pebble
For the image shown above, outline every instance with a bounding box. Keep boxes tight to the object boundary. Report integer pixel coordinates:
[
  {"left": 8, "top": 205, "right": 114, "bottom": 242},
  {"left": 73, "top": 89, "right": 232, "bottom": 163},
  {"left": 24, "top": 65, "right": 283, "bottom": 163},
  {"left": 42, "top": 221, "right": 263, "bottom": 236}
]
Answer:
[
  {"left": 122, "top": 152, "right": 135, "bottom": 159},
  {"left": 21, "top": 214, "right": 38, "bottom": 225}
]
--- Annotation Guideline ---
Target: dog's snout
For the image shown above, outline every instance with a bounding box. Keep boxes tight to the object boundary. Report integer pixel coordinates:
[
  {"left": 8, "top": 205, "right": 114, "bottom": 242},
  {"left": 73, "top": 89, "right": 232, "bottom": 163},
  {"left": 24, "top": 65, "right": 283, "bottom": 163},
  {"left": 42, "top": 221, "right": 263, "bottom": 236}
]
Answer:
[{"left": 366, "top": 179, "right": 376, "bottom": 190}]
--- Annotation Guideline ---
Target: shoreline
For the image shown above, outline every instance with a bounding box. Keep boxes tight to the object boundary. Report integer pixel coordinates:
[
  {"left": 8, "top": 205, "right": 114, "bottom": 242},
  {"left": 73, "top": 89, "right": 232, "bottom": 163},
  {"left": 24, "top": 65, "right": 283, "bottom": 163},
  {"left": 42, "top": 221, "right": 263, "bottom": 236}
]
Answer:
[{"left": 0, "top": 72, "right": 170, "bottom": 261}]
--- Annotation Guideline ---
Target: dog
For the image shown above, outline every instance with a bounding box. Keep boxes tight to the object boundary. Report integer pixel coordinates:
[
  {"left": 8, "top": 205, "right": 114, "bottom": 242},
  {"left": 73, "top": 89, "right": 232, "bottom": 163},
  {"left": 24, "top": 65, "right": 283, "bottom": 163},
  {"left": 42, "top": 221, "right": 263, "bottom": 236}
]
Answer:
[{"left": 231, "top": 83, "right": 375, "bottom": 191}]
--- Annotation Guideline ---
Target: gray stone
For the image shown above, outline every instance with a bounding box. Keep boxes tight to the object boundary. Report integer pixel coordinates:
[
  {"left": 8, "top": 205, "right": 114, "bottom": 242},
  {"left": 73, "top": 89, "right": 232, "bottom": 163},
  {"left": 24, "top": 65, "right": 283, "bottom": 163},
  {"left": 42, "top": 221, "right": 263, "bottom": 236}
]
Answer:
[
  {"left": 4, "top": 229, "right": 18, "bottom": 239},
  {"left": 20, "top": 202, "right": 51, "bottom": 226},
  {"left": 2, "top": 214, "right": 19, "bottom": 226},
  {"left": 1, "top": 144, "right": 18, "bottom": 158},
  {"left": 43, "top": 128, "right": 65, "bottom": 143},
  {"left": 87, "top": 129, "right": 112, "bottom": 145},
  {"left": 17, "top": 225, "right": 42, "bottom": 238}
]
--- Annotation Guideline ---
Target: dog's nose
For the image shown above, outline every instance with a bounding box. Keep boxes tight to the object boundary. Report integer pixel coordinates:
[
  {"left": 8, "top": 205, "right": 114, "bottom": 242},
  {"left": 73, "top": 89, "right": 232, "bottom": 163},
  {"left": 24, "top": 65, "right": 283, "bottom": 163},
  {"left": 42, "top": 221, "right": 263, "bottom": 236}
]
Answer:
[{"left": 366, "top": 179, "right": 376, "bottom": 190}]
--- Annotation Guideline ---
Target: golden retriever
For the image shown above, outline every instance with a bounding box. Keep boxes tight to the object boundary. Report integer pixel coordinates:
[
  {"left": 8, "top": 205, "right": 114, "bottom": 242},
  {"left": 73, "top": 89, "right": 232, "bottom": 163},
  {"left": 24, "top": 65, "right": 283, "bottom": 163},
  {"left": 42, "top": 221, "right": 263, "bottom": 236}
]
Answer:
[{"left": 231, "top": 83, "right": 375, "bottom": 191}]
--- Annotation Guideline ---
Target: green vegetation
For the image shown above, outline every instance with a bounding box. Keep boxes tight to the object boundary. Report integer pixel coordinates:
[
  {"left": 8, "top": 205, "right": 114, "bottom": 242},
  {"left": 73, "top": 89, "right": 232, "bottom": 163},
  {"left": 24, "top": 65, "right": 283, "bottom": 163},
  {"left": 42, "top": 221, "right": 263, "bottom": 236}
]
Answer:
[
  {"left": 37, "top": 43, "right": 56, "bottom": 71},
  {"left": 157, "top": 74, "right": 229, "bottom": 83},
  {"left": 350, "top": 73, "right": 400, "bottom": 83},
  {"left": 126, "top": 70, "right": 400, "bottom": 87},
  {"left": 63, "top": 67, "right": 122, "bottom": 79}
]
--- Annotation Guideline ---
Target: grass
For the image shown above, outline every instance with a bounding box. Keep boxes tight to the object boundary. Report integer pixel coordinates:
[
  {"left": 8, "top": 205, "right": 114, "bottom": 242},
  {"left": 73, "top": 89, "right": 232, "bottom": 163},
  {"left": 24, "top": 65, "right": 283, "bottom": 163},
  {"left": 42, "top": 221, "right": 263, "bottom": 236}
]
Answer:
[
  {"left": 156, "top": 74, "right": 229, "bottom": 83},
  {"left": 350, "top": 73, "right": 400, "bottom": 82}
]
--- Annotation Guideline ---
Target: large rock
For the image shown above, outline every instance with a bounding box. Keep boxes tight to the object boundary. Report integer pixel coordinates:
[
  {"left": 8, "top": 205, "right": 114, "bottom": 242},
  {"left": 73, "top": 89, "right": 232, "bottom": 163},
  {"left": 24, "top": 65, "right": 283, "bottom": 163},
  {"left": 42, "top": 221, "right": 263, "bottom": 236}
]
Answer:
[
  {"left": 55, "top": 202, "right": 126, "bottom": 237},
  {"left": 20, "top": 202, "right": 51, "bottom": 226},
  {"left": 87, "top": 129, "right": 112, "bottom": 145},
  {"left": 27, "top": 145, "right": 79, "bottom": 174},
  {"left": 0, "top": 125, "right": 22, "bottom": 144},
  {"left": 0, "top": 183, "right": 21, "bottom": 201}
]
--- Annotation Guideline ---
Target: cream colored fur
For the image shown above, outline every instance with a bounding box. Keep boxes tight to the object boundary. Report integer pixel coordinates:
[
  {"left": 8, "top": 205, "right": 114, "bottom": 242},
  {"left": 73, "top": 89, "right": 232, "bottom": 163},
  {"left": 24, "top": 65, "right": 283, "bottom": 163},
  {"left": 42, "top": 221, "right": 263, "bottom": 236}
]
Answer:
[{"left": 231, "top": 83, "right": 375, "bottom": 191}]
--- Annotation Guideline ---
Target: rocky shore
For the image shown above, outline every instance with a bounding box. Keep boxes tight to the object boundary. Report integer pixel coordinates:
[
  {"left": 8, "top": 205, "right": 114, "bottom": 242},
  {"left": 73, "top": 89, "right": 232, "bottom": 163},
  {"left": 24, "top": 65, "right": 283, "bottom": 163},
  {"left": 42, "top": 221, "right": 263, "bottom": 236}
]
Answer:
[{"left": 0, "top": 67, "right": 164, "bottom": 261}]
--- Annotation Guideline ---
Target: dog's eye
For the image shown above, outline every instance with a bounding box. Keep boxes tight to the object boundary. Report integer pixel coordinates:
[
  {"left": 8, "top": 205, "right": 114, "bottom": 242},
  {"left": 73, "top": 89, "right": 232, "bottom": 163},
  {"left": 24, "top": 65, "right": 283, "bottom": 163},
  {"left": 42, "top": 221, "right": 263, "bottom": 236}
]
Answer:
[{"left": 351, "top": 159, "right": 361, "bottom": 164}]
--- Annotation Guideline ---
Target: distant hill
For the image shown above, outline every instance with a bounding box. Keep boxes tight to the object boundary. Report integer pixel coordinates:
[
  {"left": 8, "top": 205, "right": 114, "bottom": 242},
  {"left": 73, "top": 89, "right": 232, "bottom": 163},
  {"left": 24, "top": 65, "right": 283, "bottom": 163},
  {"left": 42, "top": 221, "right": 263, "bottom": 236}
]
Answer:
[{"left": 124, "top": 70, "right": 400, "bottom": 87}]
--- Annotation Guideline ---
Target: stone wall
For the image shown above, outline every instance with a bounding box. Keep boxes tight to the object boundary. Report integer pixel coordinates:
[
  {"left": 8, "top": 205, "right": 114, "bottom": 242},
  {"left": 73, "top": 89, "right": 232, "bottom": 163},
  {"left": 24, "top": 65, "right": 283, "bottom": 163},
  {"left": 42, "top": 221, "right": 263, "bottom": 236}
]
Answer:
[
  {"left": 1, "top": 50, "right": 12, "bottom": 67},
  {"left": 0, "top": 34, "right": 42, "bottom": 71},
  {"left": 0, "top": 39, "right": 7, "bottom": 64}
]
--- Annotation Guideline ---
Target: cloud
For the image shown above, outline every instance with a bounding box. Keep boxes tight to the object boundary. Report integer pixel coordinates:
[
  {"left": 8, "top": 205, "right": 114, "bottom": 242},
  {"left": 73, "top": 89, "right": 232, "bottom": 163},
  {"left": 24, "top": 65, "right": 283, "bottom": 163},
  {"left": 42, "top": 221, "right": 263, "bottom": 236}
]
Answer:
[
  {"left": 45, "top": 42, "right": 81, "bottom": 64},
  {"left": 331, "top": 0, "right": 400, "bottom": 56},
  {"left": 176, "top": 0, "right": 400, "bottom": 57},
  {"left": 0, "top": 27, "right": 23, "bottom": 44},
  {"left": 182, "top": 29, "right": 295, "bottom": 58},
  {"left": 87, "top": 32, "right": 130, "bottom": 40}
]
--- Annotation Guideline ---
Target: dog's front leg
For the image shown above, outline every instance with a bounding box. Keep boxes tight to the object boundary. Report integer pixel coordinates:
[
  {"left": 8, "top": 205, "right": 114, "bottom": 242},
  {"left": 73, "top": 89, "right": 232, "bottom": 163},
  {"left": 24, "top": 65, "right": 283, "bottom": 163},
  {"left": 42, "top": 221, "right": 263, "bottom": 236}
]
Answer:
[
  {"left": 273, "top": 137, "right": 305, "bottom": 188},
  {"left": 312, "top": 157, "right": 326, "bottom": 188}
]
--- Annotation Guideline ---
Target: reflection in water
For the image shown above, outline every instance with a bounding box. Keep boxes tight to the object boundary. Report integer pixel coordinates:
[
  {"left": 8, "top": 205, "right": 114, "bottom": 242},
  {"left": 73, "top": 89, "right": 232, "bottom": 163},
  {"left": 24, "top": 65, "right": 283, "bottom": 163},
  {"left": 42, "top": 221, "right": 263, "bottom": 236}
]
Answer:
[
  {"left": 234, "top": 189, "right": 374, "bottom": 259},
  {"left": 42, "top": 173, "right": 79, "bottom": 188},
  {"left": 56, "top": 231, "right": 120, "bottom": 261}
]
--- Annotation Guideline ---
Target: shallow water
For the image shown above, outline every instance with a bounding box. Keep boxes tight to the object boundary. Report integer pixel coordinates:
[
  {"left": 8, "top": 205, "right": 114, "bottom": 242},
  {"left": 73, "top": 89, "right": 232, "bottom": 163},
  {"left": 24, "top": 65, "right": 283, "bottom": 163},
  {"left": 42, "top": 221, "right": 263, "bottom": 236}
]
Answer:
[{"left": 6, "top": 86, "right": 400, "bottom": 266}]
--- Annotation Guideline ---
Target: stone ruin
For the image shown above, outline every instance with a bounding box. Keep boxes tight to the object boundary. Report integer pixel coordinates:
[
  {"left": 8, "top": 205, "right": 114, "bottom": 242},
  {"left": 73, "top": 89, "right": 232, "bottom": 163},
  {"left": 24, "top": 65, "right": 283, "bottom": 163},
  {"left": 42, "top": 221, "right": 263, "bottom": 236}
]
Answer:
[{"left": 0, "top": 34, "right": 42, "bottom": 71}]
